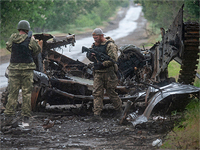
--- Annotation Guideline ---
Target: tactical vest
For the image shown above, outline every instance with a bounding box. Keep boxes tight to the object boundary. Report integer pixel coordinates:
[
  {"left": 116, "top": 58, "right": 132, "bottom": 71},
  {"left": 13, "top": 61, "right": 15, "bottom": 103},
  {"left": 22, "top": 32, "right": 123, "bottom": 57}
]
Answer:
[
  {"left": 92, "top": 41, "right": 111, "bottom": 70},
  {"left": 10, "top": 37, "right": 33, "bottom": 63},
  {"left": 92, "top": 41, "right": 111, "bottom": 55}
]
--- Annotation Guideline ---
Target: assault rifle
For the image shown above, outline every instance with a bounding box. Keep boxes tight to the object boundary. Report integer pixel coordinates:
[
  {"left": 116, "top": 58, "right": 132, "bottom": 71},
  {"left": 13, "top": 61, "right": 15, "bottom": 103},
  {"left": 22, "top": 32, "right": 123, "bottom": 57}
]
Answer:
[{"left": 82, "top": 46, "right": 115, "bottom": 63}]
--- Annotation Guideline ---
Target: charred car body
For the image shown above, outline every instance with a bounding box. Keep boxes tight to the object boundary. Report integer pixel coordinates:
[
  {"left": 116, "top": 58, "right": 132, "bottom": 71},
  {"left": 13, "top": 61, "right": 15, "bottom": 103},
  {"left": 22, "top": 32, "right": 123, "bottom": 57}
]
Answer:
[{"left": 1, "top": 5, "right": 199, "bottom": 124}]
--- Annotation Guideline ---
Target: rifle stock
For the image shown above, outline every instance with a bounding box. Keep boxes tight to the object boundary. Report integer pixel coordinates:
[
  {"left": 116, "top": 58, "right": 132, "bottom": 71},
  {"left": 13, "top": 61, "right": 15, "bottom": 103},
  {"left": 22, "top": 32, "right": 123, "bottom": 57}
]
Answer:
[{"left": 28, "top": 31, "right": 32, "bottom": 38}]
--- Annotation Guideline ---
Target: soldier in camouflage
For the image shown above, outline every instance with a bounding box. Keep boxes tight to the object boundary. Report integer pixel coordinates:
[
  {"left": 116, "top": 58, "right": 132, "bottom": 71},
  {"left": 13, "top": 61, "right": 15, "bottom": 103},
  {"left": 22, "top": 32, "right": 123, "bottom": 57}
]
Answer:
[
  {"left": 4, "top": 20, "right": 42, "bottom": 125},
  {"left": 86, "top": 28, "right": 123, "bottom": 122}
]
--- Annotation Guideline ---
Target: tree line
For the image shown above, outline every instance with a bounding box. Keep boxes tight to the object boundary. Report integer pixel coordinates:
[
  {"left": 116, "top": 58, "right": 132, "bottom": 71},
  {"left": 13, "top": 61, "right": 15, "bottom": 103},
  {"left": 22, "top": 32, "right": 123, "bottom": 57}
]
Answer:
[
  {"left": 1, "top": 0, "right": 199, "bottom": 47},
  {"left": 1, "top": 0, "right": 129, "bottom": 46},
  {"left": 135, "top": 0, "right": 199, "bottom": 29}
]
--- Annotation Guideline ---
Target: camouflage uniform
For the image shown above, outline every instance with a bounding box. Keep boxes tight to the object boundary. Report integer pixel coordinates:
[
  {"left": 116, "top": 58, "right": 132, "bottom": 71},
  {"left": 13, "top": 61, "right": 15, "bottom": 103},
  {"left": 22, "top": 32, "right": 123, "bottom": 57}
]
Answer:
[
  {"left": 4, "top": 33, "right": 41, "bottom": 117},
  {"left": 88, "top": 37, "right": 122, "bottom": 116}
]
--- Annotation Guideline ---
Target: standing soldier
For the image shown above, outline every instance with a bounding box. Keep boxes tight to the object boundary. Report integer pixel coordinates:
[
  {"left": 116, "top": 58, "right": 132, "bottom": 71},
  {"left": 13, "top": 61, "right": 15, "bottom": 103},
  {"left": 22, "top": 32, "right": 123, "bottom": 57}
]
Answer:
[
  {"left": 86, "top": 28, "right": 123, "bottom": 122},
  {"left": 4, "top": 20, "right": 42, "bottom": 125}
]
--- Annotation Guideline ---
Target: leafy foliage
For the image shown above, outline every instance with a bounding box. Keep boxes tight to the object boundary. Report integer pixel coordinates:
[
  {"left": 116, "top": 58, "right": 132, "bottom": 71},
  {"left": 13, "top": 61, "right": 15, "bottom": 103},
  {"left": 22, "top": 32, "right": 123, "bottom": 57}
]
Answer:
[
  {"left": 184, "top": 0, "right": 200, "bottom": 21},
  {"left": 1, "top": 0, "right": 128, "bottom": 47},
  {"left": 135, "top": 0, "right": 199, "bottom": 30},
  {"left": 1, "top": 1, "right": 53, "bottom": 40}
]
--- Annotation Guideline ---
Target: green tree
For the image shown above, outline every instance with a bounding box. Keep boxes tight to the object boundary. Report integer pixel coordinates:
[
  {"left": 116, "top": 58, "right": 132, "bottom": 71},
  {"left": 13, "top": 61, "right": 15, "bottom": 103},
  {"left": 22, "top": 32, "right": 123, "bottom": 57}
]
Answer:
[
  {"left": 44, "top": 0, "right": 99, "bottom": 31},
  {"left": 135, "top": 0, "right": 199, "bottom": 30},
  {"left": 136, "top": 0, "right": 184, "bottom": 29},
  {"left": 74, "top": 0, "right": 127, "bottom": 29},
  {"left": 1, "top": 0, "right": 53, "bottom": 42},
  {"left": 1, "top": 0, "right": 129, "bottom": 48},
  {"left": 184, "top": 0, "right": 199, "bottom": 21}
]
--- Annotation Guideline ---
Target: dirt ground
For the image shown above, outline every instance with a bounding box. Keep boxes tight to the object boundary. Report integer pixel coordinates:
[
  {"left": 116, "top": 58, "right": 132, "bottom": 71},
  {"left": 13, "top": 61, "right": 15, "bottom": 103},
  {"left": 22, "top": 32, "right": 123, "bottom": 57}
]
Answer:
[
  {"left": 0, "top": 6, "right": 178, "bottom": 150},
  {"left": 1, "top": 104, "right": 179, "bottom": 150}
]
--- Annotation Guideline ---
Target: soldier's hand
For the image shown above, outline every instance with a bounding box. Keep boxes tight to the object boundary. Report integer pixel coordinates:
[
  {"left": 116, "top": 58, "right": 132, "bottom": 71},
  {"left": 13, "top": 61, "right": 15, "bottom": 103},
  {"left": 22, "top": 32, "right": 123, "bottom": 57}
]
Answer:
[{"left": 90, "top": 53, "right": 95, "bottom": 57}]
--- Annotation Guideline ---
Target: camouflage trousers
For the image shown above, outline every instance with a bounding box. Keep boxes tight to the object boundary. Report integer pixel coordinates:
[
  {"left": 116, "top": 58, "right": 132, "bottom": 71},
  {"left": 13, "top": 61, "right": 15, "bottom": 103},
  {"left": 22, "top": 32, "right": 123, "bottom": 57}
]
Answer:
[
  {"left": 4, "top": 69, "right": 33, "bottom": 117},
  {"left": 93, "top": 70, "right": 122, "bottom": 115}
]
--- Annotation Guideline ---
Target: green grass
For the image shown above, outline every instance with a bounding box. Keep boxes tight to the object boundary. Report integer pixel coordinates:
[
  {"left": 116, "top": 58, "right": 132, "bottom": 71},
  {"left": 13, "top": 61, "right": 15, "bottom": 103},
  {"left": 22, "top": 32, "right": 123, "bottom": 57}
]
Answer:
[
  {"left": 161, "top": 98, "right": 200, "bottom": 149},
  {"left": 194, "top": 78, "right": 200, "bottom": 87},
  {"left": 168, "top": 57, "right": 200, "bottom": 87},
  {"left": 194, "top": 61, "right": 200, "bottom": 87},
  {"left": 168, "top": 60, "right": 181, "bottom": 81}
]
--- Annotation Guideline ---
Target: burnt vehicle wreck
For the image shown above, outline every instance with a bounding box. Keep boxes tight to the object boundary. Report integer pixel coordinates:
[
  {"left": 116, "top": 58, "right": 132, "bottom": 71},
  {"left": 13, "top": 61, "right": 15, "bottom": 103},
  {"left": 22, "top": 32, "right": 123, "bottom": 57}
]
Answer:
[
  {"left": 1, "top": 5, "right": 199, "bottom": 125},
  {"left": 116, "top": 5, "right": 200, "bottom": 124}
]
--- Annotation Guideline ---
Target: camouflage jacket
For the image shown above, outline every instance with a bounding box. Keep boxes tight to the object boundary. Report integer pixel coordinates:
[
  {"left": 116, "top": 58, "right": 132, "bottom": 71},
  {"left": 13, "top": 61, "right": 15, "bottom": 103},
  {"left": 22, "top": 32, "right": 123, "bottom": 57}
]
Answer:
[{"left": 6, "top": 33, "right": 41, "bottom": 70}]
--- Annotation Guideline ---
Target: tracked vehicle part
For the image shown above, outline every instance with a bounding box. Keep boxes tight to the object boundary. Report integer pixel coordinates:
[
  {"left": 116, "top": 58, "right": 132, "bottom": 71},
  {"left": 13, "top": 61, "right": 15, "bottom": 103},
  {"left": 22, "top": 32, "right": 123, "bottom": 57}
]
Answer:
[
  {"left": 146, "top": 4, "right": 184, "bottom": 83},
  {"left": 178, "top": 22, "right": 199, "bottom": 85},
  {"left": 117, "top": 5, "right": 199, "bottom": 92},
  {"left": 118, "top": 4, "right": 199, "bottom": 87}
]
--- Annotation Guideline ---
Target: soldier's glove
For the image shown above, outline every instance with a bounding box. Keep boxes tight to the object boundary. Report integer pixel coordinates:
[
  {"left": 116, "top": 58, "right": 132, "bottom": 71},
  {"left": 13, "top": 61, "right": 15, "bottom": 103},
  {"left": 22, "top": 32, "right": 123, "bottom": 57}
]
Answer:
[
  {"left": 86, "top": 52, "right": 96, "bottom": 62},
  {"left": 94, "top": 62, "right": 104, "bottom": 70}
]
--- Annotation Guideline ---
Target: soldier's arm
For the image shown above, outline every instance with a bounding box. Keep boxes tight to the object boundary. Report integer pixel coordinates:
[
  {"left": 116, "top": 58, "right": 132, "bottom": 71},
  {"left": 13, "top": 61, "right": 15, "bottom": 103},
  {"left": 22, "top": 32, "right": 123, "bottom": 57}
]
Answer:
[
  {"left": 29, "top": 38, "right": 42, "bottom": 56},
  {"left": 6, "top": 34, "right": 16, "bottom": 52},
  {"left": 102, "top": 42, "right": 118, "bottom": 67}
]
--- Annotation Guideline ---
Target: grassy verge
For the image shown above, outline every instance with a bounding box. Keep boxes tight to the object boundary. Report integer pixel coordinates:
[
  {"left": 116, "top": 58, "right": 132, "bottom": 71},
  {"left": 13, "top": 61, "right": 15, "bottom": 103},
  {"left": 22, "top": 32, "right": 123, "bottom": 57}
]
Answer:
[
  {"left": 168, "top": 60, "right": 181, "bottom": 82},
  {"left": 161, "top": 98, "right": 200, "bottom": 149},
  {"left": 194, "top": 62, "right": 200, "bottom": 87},
  {"left": 168, "top": 57, "right": 200, "bottom": 87}
]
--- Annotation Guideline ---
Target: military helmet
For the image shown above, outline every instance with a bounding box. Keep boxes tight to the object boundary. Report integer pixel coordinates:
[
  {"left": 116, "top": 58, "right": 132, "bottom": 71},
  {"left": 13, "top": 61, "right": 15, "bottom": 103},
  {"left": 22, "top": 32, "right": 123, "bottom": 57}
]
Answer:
[{"left": 17, "top": 20, "right": 30, "bottom": 30}]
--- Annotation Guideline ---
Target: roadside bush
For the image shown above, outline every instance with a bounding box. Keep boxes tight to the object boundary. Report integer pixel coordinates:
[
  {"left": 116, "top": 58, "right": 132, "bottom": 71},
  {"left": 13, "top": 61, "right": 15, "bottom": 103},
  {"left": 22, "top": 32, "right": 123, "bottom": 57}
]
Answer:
[
  {"left": 194, "top": 63, "right": 200, "bottom": 87},
  {"left": 96, "top": 0, "right": 112, "bottom": 21},
  {"left": 0, "top": 40, "right": 6, "bottom": 49},
  {"left": 121, "top": 0, "right": 129, "bottom": 7},
  {"left": 75, "top": 12, "right": 102, "bottom": 28}
]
